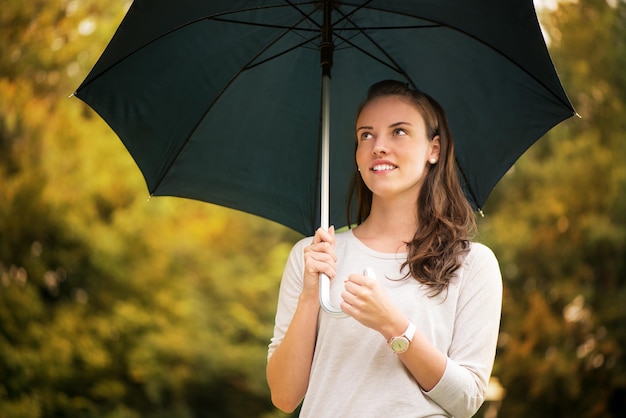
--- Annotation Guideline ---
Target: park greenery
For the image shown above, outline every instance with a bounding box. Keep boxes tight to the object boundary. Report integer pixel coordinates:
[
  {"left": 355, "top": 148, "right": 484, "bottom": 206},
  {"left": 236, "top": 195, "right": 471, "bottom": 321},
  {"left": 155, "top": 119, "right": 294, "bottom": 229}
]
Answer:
[{"left": 1, "top": 0, "right": 624, "bottom": 417}]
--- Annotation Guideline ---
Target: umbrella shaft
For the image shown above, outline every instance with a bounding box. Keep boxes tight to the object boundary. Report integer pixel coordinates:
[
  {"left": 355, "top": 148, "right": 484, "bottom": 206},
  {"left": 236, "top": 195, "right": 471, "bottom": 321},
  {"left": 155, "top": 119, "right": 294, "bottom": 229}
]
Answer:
[
  {"left": 319, "top": 4, "right": 338, "bottom": 316},
  {"left": 320, "top": 0, "right": 334, "bottom": 77},
  {"left": 319, "top": 70, "right": 343, "bottom": 317},
  {"left": 320, "top": 74, "right": 330, "bottom": 230}
]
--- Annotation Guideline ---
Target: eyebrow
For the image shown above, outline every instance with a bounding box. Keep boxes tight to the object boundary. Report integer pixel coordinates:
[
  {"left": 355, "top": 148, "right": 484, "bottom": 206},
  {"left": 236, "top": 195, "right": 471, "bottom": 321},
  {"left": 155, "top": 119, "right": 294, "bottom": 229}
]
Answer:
[{"left": 356, "top": 121, "right": 412, "bottom": 131}]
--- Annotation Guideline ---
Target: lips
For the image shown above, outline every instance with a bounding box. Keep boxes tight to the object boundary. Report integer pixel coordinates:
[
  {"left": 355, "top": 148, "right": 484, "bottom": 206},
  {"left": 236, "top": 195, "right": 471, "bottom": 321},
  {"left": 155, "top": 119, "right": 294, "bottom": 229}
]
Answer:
[
  {"left": 371, "top": 164, "right": 397, "bottom": 172},
  {"left": 370, "top": 159, "right": 398, "bottom": 172}
]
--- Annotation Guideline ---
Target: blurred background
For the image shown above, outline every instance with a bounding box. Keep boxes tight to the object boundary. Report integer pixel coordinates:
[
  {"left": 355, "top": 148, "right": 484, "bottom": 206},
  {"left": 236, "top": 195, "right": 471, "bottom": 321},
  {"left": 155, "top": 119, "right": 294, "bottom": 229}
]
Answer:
[{"left": 1, "top": 0, "right": 624, "bottom": 417}]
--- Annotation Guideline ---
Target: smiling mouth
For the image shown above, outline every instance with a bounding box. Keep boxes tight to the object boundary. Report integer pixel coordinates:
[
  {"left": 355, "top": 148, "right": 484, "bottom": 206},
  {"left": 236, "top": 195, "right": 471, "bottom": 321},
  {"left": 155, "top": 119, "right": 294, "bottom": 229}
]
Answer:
[{"left": 371, "top": 164, "right": 397, "bottom": 172}]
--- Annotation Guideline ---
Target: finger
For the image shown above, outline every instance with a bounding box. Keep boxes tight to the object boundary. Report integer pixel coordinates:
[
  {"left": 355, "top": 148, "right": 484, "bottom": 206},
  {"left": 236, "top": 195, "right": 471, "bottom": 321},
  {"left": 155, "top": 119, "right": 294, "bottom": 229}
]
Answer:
[
  {"left": 312, "top": 226, "right": 336, "bottom": 245},
  {"left": 304, "top": 243, "right": 337, "bottom": 263},
  {"left": 343, "top": 279, "right": 359, "bottom": 295},
  {"left": 305, "top": 243, "right": 337, "bottom": 263},
  {"left": 312, "top": 227, "right": 330, "bottom": 244},
  {"left": 305, "top": 252, "right": 336, "bottom": 268},
  {"left": 340, "top": 291, "right": 367, "bottom": 316},
  {"left": 346, "top": 272, "right": 370, "bottom": 286},
  {"left": 309, "top": 240, "right": 335, "bottom": 252},
  {"left": 344, "top": 275, "right": 378, "bottom": 302},
  {"left": 305, "top": 260, "right": 336, "bottom": 279},
  {"left": 304, "top": 249, "right": 337, "bottom": 273}
]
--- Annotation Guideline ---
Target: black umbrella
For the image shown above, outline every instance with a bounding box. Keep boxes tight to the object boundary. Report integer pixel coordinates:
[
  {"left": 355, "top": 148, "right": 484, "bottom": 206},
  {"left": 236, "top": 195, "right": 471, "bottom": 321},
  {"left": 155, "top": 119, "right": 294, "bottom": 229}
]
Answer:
[{"left": 75, "top": 0, "right": 575, "bottom": 314}]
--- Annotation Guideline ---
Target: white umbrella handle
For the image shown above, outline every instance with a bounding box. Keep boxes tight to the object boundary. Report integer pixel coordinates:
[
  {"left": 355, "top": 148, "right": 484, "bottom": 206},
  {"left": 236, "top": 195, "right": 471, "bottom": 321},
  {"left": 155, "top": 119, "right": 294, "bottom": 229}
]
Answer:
[
  {"left": 319, "top": 273, "right": 345, "bottom": 317},
  {"left": 319, "top": 268, "right": 376, "bottom": 318}
]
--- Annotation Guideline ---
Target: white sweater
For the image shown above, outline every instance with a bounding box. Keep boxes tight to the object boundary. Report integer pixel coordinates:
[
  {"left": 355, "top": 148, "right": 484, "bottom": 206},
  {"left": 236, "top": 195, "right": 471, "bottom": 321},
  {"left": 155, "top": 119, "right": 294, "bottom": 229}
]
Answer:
[{"left": 268, "top": 230, "right": 502, "bottom": 418}]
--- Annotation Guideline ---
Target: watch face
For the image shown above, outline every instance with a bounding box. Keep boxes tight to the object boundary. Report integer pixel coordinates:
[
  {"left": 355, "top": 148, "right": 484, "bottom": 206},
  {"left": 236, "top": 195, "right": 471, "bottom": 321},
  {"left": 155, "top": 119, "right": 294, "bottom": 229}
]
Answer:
[{"left": 390, "top": 337, "right": 409, "bottom": 353}]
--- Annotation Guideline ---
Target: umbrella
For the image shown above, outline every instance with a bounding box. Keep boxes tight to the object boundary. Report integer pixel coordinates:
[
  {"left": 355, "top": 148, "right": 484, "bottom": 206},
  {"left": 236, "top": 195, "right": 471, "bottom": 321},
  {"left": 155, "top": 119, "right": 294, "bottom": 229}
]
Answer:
[{"left": 74, "top": 0, "right": 575, "bottom": 315}]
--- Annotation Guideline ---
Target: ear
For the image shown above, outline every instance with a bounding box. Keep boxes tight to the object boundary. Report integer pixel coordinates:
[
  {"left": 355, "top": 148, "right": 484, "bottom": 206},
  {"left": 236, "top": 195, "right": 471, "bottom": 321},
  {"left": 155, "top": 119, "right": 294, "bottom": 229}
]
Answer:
[{"left": 429, "top": 135, "right": 441, "bottom": 162}]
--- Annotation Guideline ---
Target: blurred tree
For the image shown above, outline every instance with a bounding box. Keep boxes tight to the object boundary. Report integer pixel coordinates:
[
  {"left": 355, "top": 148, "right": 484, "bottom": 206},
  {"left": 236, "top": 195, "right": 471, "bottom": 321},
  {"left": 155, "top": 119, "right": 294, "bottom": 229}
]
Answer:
[
  {"left": 478, "top": 0, "right": 626, "bottom": 417},
  {"left": 1, "top": 1, "right": 299, "bottom": 417}
]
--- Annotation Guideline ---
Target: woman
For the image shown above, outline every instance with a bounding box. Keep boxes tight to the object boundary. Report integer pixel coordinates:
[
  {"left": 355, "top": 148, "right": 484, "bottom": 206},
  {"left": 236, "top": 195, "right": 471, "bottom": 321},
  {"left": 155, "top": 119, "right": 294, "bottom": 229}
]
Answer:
[{"left": 267, "top": 80, "right": 502, "bottom": 417}]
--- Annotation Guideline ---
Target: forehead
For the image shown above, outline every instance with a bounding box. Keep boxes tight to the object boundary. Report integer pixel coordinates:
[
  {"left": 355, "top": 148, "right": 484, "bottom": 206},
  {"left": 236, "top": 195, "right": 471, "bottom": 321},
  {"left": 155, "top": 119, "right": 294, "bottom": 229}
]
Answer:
[{"left": 357, "top": 95, "right": 425, "bottom": 124}]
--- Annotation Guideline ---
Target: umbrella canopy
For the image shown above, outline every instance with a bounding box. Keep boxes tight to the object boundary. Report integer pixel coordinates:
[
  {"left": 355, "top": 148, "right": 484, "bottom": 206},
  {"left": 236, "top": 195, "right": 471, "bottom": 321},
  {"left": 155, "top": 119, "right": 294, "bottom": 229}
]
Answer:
[{"left": 75, "top": 0, "right": 575, "bottom": 237}]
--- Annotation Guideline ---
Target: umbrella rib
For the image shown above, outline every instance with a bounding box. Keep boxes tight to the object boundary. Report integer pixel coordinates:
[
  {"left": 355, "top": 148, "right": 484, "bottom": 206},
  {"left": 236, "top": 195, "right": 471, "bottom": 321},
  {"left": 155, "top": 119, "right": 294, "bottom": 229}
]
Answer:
[
  {"left": 210, "top": 0, "right": 338, "bottom": 68},
  {"left": 331, "top": 7, "right": 416, "bottom": 84},
  {"left": 244, "top": 37, "right": 318, "bottom": 70},
  {"left": 210, "top": 1, "right": 330, "bottom": 69},
  {"left": 76, "top": 3, "right": 320, "bottom": 91},
  {"left": 352, "top": 4, "right": 575, "bottom": 113},
  {"left": 206, "top": 12, "right": 320, "bottom": 98},
  {"left": 209, "top": 16, "right": 319, "bottom": 34},
  {"left": 206, "top": 0, "right": 340, "bottom": 36},
  {"left": 332, "top": 31, "right": 408, "bottom": 76},
  {"left": 150, "top": 10, "right": 321, "bottom": 193},
  {"left": 285, "top": 0, "right": 322, "bottom": 28}
]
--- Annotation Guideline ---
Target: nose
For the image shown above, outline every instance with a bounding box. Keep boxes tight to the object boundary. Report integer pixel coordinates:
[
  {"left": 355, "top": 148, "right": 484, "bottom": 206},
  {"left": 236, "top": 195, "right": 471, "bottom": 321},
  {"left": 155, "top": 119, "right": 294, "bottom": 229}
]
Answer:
[{"left": 372, "top": 136, "right": 388, "bottom": 155}]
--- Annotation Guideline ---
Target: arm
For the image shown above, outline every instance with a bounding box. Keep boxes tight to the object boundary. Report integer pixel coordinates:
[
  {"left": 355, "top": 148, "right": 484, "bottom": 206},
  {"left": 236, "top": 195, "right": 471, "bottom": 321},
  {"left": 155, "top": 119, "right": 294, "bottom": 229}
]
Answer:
[
  {"left": 266, "top": 289, "right": 319, "bottom": 412},
  {"left": 424, "top": 244, "right": 503, "bottom": 417},
  {"left": 341, "top": 276, "right": 448, "bottom": 392},
  {"left": 266, "top": 227, "right": 336, "bottom": 412},
  {"left": 342, "top": 244, "right": 502, "bottom": 417}
]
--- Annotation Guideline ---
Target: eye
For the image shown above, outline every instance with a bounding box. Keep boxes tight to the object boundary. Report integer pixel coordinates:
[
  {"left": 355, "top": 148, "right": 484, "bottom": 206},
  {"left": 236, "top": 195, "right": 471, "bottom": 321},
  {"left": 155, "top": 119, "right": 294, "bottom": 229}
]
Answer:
[
  {"left": 359, "top": 132, "right": 373, "bottom": 141},
  {"left": 393, "top": 128, "right": 407, "bottom": 136}
]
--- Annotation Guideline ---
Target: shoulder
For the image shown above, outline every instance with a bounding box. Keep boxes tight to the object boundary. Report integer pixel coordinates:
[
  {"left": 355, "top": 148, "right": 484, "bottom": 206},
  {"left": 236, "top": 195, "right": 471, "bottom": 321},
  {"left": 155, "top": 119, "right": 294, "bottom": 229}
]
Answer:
[
  {"left": 289, "top": 235, "right": 313, "bottom": 253},
  {"left": 467, "top": 241, "right": 499, "bottom": 264},
  {"left": 459, "top": 242, "right": 502, "bottom": 286}
]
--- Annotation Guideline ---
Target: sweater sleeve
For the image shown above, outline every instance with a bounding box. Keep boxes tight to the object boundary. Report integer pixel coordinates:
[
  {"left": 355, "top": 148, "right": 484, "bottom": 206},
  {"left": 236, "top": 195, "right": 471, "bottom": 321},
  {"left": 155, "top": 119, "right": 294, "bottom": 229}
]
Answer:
[
  {"left": 424, "top": 243, "right": 503, "bottom": 418},
  {"left": 267, "top": 237, "right": 312, "bottom": 360}
]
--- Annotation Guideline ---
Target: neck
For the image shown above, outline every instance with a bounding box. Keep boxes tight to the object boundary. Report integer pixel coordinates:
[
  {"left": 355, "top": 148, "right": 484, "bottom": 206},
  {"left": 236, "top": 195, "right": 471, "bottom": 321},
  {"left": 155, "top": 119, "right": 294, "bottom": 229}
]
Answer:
[{"left": 353, "top": 196, "right": 418, "bottom": 253}]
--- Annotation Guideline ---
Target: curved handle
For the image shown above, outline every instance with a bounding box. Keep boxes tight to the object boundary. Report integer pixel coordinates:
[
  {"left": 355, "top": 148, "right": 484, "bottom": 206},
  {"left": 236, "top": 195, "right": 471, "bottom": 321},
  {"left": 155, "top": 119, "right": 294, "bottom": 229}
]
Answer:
[
  {"left": 319, "top": 268, "right": 376, "bottom": 318},
  {"left": 319, "top": 273, "right": 346, "bottom": 318}
]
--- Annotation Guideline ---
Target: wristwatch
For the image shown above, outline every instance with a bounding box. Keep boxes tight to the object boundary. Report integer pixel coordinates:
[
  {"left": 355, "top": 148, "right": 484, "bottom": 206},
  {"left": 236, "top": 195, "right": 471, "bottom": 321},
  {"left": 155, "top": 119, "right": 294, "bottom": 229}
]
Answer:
[{"left": 388, "top": 320, "right": 416, "bottom": 354}]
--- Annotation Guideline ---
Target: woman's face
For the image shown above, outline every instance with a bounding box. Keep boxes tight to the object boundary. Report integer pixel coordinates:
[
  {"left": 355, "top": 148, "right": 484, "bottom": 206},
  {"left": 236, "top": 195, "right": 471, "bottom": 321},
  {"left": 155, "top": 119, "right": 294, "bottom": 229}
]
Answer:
[{"left": 355, "top": 95, "right": 440, "bottom": 203}]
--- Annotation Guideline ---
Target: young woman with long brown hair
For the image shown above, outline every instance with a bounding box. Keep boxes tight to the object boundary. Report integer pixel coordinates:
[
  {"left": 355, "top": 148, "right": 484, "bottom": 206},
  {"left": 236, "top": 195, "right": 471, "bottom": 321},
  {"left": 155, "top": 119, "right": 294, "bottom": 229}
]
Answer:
[{"left": 267, "top": 80, "right": 502, "bottom": 418}]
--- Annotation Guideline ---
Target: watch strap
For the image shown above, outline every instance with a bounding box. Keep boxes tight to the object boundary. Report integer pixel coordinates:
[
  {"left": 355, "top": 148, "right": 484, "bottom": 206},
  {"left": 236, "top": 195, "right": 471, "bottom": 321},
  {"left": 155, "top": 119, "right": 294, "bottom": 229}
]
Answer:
[{"left": 403, "top": 320, "right": 415, "bottom": 342}]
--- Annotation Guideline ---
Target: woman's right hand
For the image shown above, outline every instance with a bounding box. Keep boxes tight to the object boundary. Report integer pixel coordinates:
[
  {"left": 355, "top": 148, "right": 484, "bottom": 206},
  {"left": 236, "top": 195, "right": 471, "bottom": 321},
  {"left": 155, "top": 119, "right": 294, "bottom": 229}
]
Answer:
[
  {"left": 268, "top": 227, "right": 336, "bottom": 412},
  {"left": 302, "top": 226, "right": 336, "bottom": 295}
]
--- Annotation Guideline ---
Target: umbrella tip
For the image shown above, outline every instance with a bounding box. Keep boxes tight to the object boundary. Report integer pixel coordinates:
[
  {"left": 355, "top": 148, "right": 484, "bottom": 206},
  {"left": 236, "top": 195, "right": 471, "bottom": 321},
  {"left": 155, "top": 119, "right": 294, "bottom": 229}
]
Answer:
[{"left": 477, "top": 208, "right": 485, "bottom": 218}]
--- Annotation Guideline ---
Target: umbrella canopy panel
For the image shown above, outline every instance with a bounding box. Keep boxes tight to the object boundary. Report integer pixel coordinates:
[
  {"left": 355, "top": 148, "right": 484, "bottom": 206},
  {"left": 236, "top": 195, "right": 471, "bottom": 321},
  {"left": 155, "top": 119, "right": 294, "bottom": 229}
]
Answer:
[{"left": 76, "top": 0, "right": 575, "bottom": 235}]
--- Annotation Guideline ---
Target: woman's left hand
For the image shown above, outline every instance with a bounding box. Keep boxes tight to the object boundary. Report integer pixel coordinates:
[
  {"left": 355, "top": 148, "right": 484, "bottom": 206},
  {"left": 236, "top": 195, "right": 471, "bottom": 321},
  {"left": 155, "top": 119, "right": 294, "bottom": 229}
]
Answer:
[{"left": 341, "top": 272, "right": 404, "bottom": 337}]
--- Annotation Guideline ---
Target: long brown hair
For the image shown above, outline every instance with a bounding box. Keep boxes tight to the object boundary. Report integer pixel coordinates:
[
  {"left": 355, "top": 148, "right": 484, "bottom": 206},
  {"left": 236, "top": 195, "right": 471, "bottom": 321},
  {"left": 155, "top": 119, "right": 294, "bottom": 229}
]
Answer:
[{"left": 347, "top": 80, "right": 476, "bottom": 295}]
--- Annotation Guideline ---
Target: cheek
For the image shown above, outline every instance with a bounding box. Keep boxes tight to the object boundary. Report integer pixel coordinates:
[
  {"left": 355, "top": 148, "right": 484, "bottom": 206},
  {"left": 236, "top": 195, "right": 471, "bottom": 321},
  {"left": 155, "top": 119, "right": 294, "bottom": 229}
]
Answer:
[{"left": 355, "top": 144, "right": 368, "bottom": 166}]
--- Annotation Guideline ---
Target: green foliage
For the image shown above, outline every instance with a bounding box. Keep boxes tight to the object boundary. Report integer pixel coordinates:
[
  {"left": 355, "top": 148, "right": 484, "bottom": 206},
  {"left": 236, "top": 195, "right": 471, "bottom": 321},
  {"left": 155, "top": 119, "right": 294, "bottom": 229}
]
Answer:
[
  {"left": 1, "top": 1, "right": 300, "bottom": 417},
  {"left": 477, "top": 1, "right": 626, "bottom": 417}
]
